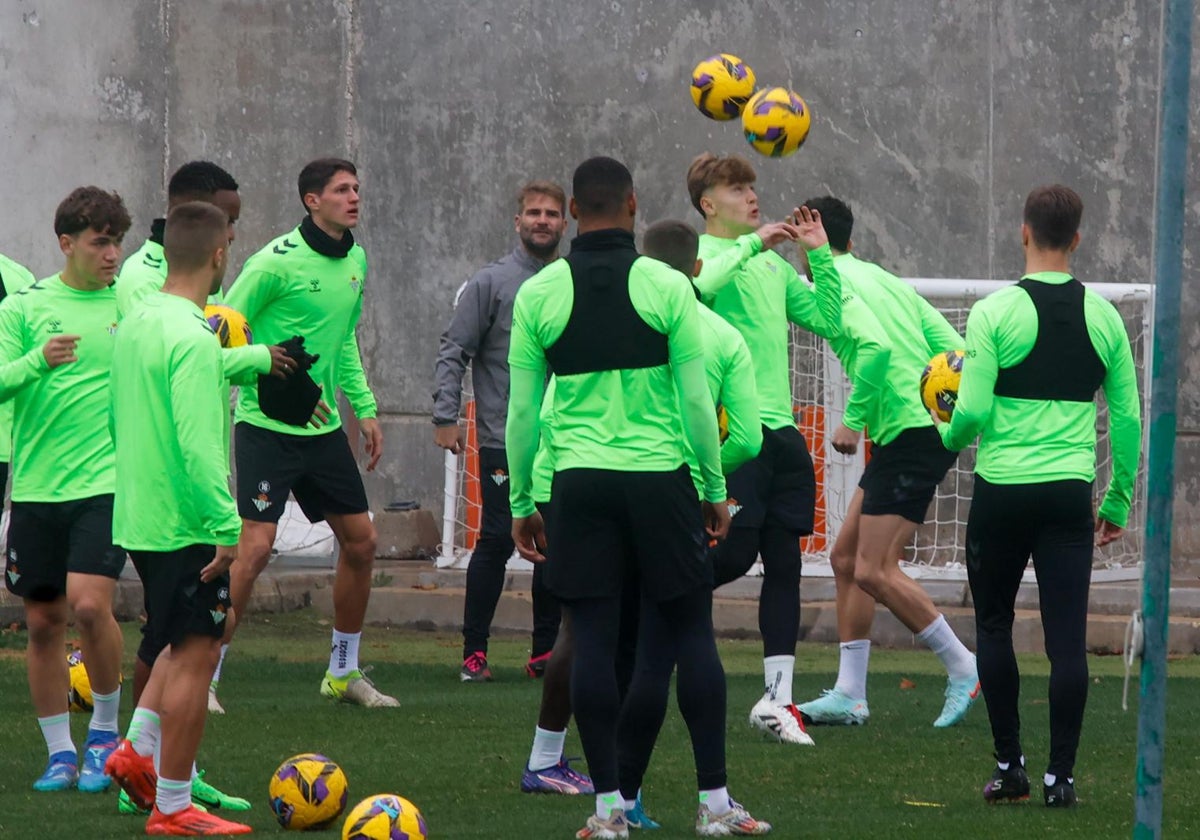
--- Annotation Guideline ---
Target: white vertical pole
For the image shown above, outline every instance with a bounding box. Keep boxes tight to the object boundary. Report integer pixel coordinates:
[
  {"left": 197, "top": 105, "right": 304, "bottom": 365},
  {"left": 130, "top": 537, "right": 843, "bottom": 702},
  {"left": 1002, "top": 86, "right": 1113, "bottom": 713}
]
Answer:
[{"left": 438, "top": 450, "right": 460, "bottom": 567}]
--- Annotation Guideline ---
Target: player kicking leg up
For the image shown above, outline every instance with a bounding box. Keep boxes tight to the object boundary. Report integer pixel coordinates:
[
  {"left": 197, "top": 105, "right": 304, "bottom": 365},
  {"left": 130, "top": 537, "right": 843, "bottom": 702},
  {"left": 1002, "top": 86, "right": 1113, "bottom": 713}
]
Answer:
[
  {"left": 784, "top": 197, "right": 978, "bottom": 728},
  {"left": 0, "top": 187, "right": 134, "bottom": 793},
  {"left": 220, "top": 158, "right": 396, "bottom": 708},
  {"left": 106, "top": 203, "right": 252, "bottom": 835}
]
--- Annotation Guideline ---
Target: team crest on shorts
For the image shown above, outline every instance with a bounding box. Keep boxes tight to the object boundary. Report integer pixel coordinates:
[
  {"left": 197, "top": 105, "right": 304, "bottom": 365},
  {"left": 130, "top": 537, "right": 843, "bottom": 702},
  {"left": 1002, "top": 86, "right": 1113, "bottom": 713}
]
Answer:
[
  {"left": 727, "top": 498, "right": 743, "bottom": 518},
  {"left": 253, "top": 480, "right": 272, "bottom": 512},
  {"left": 490, "top": 469, "right": 508, "bottom": 486},
  {"left": 6, "top": 550, "right": 19, "bottom": 585},
  {"left": 209, "top": 604, "right": 227, "bottom": 625}
]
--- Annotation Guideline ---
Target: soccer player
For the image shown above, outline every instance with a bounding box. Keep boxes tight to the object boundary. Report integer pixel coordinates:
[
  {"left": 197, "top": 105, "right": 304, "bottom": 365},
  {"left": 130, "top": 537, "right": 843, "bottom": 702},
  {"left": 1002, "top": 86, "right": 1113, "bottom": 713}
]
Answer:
[
  {"left": 117, "top": 161, "right": 242, "bottom": 316},
  {"left": 939, "top": 185, "right": 1141, "bottom": 807},
  {"left": 687, "top": 152, "right": 843, "bottom": 744},
  {"left": 107, "top": 201, "right": 252, "bottom": 835},
  {"left": 507, "top": 157, "right": 771, "bottom": 838},
  {"left": 0, "top": 188, "right": 130, "bottom": 794},
  {"left": 0, "top": 252, "right": 36, "bottom": 491},
  {"left": 118, "top": 160, "right": 289, "bottom": 720},
  {"left": 792, "top": 196, "right": 980, "bottom": 728},
  {"left": 220, "top": 157, "right": 397, "bottom": 708},
  {"left": 432, "top": 180, "right": 566, "bottom": 682}
]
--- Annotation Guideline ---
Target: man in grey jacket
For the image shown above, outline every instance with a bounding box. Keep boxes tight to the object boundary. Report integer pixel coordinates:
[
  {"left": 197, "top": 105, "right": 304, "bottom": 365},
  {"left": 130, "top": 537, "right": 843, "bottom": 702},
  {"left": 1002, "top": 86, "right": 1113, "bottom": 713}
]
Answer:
[{"left": 433, "top": 180, "right": 566, "bottom": 682}]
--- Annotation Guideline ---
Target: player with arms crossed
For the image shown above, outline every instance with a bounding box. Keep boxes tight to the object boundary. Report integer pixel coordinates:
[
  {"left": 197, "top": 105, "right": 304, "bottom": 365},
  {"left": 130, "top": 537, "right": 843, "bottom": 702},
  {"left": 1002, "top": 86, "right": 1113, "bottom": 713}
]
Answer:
[
  {"left": 0, "top": 188, "right": 130, "bottom": 794},
  {"left": 220, "top": 157, "right": 396, "bottom": 708},
  {"left": 687, "top": 153, "right": 843, "bottom": 744},
  {"left": 507, "top": 157, "right": 770, "bottom": 838},
  {"left": 793, "top": 196, "right": 979, "bottom": 728},
  {"left": 107, "top": 202, "right": 252, "bottom": 835},
  {"left": 433, "top": 180, "right": 566, "bottom": 682},
  {"left": 939, "top": 185, "right": 1141, "bottom": 807}
]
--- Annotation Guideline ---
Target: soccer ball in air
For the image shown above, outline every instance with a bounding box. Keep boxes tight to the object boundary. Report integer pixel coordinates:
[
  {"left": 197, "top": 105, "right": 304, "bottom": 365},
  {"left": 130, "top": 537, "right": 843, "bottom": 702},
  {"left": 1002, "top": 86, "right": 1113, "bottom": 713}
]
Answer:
[
  {"left": 269, "top": 753, "right": 349, "bottom": 830},
  {"left": 920, "top": 350, "right": 966, "bottom": 423},
  {"left": 690, "top": 54, "right": 756, "bottom": 120},
  {"left": 342, "top": 794, "right": 428, "bottom": 840},
  {"left": 204, "top": 304, "right": 253, "bottom": 348},
  {"left": 741, "top": 87, "right": 812, "bottom": 157},
  {"left": 68, "top": 649, "right": 92, "bottom": 712}
]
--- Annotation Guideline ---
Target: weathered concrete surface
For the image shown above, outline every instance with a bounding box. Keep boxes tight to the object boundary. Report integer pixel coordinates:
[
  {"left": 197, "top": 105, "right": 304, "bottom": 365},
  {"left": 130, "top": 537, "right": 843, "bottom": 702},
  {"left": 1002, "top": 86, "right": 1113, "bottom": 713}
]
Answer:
[{"left": 3, "top": 1, "right": 1200, "bottom": 567}]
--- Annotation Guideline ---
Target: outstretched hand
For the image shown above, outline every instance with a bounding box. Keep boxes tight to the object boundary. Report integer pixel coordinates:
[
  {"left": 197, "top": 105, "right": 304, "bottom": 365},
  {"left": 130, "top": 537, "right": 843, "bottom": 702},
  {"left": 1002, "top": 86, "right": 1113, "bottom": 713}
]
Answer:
[{"left": 790, "top": 205, "right": 829, "bottom": 251}]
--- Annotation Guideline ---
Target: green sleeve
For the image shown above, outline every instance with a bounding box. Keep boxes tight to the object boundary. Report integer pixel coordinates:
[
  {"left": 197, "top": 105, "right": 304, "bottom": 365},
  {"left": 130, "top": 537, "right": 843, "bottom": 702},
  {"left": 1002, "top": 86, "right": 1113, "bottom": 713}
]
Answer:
[
  {"left": 941, "top": 303, "right": 997, "bottom": 451},
  {"left": 1096, "top": 309, "right": 1143, "bottom": 527},
  {"left": 0, "top": 299, "right": 48, "bottom": 402},
  {"left": 917, "top": 293, "right": 964, "bottom": 353},
  {"left": 694, "top": 233, "right": 762, "bottom": 300},
  {"left": 336, "top": 294, "right": 377, "bottom": 419},
  {"left": 171, "top": 335, "right": 241, "bottom": 546},
  {"left": 506, "top": 292, "right": 547, "bottom": 518},
  {"left": 838, "top": 297, "right": 892, "bottom": 434},
  {"left": 222, "top": 344, "right": 272, "bottom": 385},
  {"left": 717, "top": 335, "right": 762, "bottom": 473},
  {"left": 786, "top": 244, "right": 842, "bottom": 339},
  {"left": 224, "top": 263, "right": 280, "bottom": 328}
]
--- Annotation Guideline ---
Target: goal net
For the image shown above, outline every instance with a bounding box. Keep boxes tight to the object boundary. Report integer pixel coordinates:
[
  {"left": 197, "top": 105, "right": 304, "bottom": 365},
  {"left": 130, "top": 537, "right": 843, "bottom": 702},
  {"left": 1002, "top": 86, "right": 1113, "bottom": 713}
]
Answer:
[{"left": 438, "top": 278, "right": 1152, "bottom": 582}]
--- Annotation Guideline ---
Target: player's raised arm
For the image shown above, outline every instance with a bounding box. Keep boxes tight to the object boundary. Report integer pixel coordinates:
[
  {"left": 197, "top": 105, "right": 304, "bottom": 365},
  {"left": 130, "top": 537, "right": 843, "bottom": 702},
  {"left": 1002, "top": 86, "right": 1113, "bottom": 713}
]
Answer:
[{"left": 785, "top": 208, "right": 842, "bottom": 339}]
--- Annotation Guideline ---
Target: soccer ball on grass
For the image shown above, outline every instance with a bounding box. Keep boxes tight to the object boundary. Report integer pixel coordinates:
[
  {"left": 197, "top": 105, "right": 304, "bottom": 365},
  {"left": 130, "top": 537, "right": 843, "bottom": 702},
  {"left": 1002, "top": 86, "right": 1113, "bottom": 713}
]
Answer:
[{"left": 269, "top": 753, "right": 349, "bottom": 830}]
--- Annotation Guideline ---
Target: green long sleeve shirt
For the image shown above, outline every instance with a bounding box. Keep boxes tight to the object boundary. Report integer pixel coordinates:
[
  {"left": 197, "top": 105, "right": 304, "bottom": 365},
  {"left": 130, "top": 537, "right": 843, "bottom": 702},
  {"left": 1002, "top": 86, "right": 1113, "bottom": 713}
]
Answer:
[
  {"left": 940, "top": 272, "right": 1142, "bottom": 526},
  {"left": 0, "top": 253, "right": 36, "bottom": 463}
]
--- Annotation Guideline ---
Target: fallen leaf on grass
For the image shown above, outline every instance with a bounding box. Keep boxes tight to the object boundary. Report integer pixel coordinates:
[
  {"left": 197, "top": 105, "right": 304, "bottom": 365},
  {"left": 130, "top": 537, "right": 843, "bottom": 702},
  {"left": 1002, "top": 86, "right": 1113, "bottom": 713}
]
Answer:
[{"left": 900, "top": 678, "right": 916, "bottom": 690}]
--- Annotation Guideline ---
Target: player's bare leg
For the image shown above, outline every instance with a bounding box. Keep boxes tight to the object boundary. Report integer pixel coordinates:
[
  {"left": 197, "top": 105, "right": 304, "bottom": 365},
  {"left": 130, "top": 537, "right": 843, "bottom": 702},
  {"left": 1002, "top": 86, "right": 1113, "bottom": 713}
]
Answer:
[
  {"left": 25, "top": 597, "right": 79, "bottom": 790},
  {"left": 208, "top": 519, "right": 276, "bottom": 712},
  {"left": 317, "top": 511, "right": 397, "bottom": 707},
  {"left": 66, "top": 572, "right": 123, "bottom": 791}
]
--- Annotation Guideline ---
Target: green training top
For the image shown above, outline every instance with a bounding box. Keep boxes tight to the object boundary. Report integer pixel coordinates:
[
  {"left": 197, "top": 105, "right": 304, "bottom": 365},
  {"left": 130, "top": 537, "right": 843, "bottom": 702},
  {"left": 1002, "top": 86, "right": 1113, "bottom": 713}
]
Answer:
[
  {"left": 117, "top": 239, "right": 269, "bottom": 383},
  {"left": 829, "top": 253, "right": 963, "bottom": 446},
  {"left": 695, "top": 235, "right": 842, "bottom": 430},
  {"left": 111, "top": 292, "right": 241, "bottom": 550},
  {"left": 226, "top": 226, "right": 376, "bottom": 435},
  {"left": 0, "top": 254, "right": 37, "bottom": 463},
  {"left": 507, "top": 255, "right": 725, "bottom": 518},
  {"left": 940, "top": 271, "right": 1142, "bottom": 526},
  {"left": 118, "top": 233, "right": 226, "bottom": 318},
  {"left": 530, "top": 301, "right": 763, "bottom": 502},
  {"left": 0, "top": 275, "right": 118, "bottom": 501}
]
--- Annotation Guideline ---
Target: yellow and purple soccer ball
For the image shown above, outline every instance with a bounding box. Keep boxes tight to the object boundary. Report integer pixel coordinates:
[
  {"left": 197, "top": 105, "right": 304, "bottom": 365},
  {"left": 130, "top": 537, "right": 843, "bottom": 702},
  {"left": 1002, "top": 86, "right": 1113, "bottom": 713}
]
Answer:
[
  {"left": 67, "top": 649, "right": 92, "bottom": 713},
  {"left": 269, "top": 753, "right": 349, "bottom": 830},
  {"left": 741, "top": 86, "right": 812, "bottom": 157},
  {"left": 341, "top": 793, "right": 428, "bottom": 840},
  {"left": 204, "top": 304, "right": 253, "bottom": 348},
  {"left": 920, "top": 349, "right": 966, "bottom": 423},
  {"left": 690, "top": 54, "right": 756, "bottom": 120}
]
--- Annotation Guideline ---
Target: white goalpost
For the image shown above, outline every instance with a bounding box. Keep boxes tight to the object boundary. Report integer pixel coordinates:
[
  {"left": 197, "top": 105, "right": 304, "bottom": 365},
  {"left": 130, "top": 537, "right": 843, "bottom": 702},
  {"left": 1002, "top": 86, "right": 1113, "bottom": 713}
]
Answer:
[{"left": 439, "top": 278, "right": 1153, "bottom": 582}]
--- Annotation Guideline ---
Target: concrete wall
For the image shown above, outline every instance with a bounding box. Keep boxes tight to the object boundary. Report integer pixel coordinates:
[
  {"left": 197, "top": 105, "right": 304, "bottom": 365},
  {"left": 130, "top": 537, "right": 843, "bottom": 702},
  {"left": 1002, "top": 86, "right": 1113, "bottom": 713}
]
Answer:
[{"left": 2, "top": 0, "right": 1198, "bottom": 564}]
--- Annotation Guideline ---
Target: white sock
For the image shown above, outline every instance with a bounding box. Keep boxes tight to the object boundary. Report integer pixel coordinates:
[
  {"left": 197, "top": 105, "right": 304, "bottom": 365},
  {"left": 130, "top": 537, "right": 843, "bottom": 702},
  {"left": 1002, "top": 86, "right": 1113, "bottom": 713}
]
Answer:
[
  {"left": 153, "top": 737, "right": 161, "bottom": 775},
  {"left": 763, "top": 655, "right": 794, "bottom": 705},
  {"left": 127, "top": 708, "right": 160, "bottom": 757},
  {"left": 998, "top": 755, "right": 1025, "bottom": 772},
  {"left": 528, "top": 726, "right": 566, "bottom": 772},
  {"left": 156, "top": 777, "right": 192, "bottom": 815},
  {"left": 624, "top": 788, "right": 643, "bottom": 811},
  {"left": 329, "top": 630, "right": 361, "bottom": 678},
  {"left": 38, "top": 713, "right": 75, "bottom": 758},
  {"left": 192, "top": 762, "right": 199, "bottom": 782},
  {"left": 596, "top": 790, "right": 622, "bottom": 820},
  {"left": 917, "top": 614, "right": 976, "bottom": 681},
  {"left": 700, "top": 786, "right": 732, "bottom": 816},
  {"left": 211, "top": 644, "right": 229, "bottom": 686},
  {"left": 833, "top": 640, "right": 871, "bottom": 700},
  {"left": 89, "top": 687, "right": 121, "bottom": 734},
  {"left": 1044, "top": 773, "right": 1055, "bottom": 786}
]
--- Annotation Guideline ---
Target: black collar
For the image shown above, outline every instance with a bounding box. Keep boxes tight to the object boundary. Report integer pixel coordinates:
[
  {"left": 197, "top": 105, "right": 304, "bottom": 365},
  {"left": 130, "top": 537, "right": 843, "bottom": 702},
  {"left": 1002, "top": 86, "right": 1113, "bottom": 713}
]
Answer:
[
  {"left": 569, "top": 228, "right": 636, "bottom": 253},
  {"left": 149, "top": 217, "right": 166, "bottom": 246},
  {"left": 300, "top": 216, "right": 355, "bottom": 258}
]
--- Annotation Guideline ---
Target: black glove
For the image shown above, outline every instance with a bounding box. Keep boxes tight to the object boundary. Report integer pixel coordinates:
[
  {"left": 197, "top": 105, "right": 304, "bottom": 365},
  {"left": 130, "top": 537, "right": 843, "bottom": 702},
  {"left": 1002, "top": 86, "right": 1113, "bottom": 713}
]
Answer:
[{"left": 258, "top": 335, "right": 322, "bottom": 427}]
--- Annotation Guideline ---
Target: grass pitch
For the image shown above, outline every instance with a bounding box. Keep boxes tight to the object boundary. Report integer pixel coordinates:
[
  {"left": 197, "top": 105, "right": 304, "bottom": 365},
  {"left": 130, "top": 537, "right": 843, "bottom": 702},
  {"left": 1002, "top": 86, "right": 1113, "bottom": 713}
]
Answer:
[{"left": 0, "top": 610, "right": 1197, "bottom": 838}]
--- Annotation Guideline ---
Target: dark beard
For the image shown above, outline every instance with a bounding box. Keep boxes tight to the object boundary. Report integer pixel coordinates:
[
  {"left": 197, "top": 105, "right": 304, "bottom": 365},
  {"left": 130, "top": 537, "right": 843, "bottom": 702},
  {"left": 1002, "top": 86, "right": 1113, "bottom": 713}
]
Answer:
[{"left": 521, "top": 233, "right": 560, "bottom": 260}]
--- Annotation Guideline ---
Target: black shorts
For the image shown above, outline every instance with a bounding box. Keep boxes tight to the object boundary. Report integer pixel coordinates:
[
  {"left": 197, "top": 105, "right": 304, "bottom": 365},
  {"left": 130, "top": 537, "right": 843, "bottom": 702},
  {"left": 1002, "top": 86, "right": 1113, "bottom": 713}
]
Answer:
[
  {"left": 725, "top": 424, "right": 816, "bottom": 535},
  {"left": 234, "top": 422, "right": 369, "bottom": 523},
  {"left": 131, "top": 545, "right": 231, "bottom": 664},
  {"left": 4, "top": 495, "right": 127, "bottom": 602},
  {"left": 544, "top": 465, "right": 707, "bottom": 602},
  {"left": 859, "top": 426, "right": 959, "bottom": 523}
]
